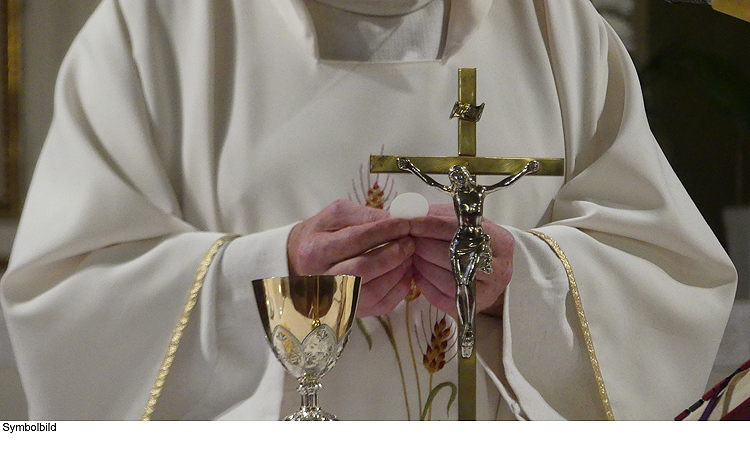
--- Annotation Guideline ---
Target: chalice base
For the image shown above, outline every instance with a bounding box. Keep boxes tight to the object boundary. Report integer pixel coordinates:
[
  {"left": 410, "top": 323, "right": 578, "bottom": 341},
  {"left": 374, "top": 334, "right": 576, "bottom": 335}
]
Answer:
[{"left": 283, "top": 408, "right": 338, "bottom": 421}]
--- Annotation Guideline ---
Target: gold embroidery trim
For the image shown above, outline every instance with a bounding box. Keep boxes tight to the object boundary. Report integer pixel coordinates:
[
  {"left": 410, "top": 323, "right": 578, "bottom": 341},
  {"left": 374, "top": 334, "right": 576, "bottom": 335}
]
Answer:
[
  {"left": 141, "top": 234, "right": 240, "bottom": 421},
  {"left": 528, "top": 230, "right": 615, "bottom": 421}
]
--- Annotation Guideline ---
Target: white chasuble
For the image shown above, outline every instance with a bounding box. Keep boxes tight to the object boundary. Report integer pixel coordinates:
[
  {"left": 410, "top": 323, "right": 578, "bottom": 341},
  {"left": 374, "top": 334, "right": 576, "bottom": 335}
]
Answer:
[{"left": 0, "top": 0, "right": 737, "bottom": 420}]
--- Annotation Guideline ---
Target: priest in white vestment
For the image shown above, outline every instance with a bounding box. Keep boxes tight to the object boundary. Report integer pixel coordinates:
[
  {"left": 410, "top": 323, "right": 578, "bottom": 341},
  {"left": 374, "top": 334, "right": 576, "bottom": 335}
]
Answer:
[{"left": 0, "top": 0, "right": 738, "bottom": 420}]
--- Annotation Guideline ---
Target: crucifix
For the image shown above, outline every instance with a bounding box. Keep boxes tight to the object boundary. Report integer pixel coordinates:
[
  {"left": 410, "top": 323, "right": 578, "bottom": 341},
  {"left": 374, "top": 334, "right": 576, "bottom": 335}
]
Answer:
[{"left": 370, "top": 68, "right": 564, "bottom": 420}]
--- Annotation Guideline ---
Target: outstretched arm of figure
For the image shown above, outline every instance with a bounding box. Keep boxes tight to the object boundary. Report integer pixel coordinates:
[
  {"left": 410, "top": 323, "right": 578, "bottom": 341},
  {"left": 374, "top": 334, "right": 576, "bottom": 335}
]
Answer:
[
  {"left": 397, "top": 158, "right": 452, "bottom": 192},
  {"left": 484, "top": 160, "right": 540, "bottom": 193}
]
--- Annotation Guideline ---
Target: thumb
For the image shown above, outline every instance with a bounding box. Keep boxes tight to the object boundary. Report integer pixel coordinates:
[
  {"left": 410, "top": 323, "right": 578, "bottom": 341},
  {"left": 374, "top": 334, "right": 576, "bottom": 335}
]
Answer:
[
  {"left": 428, "top": 203, "right": 454, "bottom": 217},
  {"left": 317, "top": 199, "right": 391, "bottom": 230}
]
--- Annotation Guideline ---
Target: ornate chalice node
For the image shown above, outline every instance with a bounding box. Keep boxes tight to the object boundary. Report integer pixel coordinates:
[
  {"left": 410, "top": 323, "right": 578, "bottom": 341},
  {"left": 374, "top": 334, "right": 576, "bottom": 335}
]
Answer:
[{"left": 253, "top": 275, "right": 361, "bottom": 421}]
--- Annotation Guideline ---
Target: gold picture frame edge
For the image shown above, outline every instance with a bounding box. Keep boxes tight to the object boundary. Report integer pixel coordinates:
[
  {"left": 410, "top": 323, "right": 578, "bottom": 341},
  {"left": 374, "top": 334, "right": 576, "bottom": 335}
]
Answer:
[{"left": 1, "top": 0, "right": 20, "bottom": 218}]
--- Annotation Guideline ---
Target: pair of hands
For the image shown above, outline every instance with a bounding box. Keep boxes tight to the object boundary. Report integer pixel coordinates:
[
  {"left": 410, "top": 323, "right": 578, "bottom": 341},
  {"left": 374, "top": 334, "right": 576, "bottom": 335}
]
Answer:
[{"left": 287, "top": 199, "right": 514, "bottom": 318}]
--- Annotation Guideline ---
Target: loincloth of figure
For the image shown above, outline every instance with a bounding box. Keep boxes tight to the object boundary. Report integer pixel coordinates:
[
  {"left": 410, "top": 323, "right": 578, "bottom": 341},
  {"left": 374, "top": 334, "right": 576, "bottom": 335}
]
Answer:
[{"left": 450, "top": 227, "right": 493, "bottom": 279}]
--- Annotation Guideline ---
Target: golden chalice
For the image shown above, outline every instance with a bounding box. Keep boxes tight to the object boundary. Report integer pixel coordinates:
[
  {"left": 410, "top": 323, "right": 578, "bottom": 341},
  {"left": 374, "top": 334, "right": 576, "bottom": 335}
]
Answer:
[{"left": 252, "top": 275, "right": 360, "bottom": 421}]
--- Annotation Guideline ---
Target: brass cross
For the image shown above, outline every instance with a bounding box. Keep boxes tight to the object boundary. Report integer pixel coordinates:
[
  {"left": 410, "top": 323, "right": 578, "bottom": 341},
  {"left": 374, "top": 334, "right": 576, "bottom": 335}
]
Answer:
[
  {"left": 370, "top": 68, "right": 565, "bottom": 177},
  {"left": 370, "top": 68, "right": 564, "bottom": 421}
]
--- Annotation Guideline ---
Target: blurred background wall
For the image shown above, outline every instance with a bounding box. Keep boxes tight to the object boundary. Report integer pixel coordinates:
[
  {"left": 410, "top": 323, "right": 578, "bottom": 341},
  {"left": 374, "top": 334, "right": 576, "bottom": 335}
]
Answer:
[
  {"left": 0, "top": 0, "right": 748, "bottom": 420},
  {"left": 0, "top": 0, "right": 101, "bottom": 421}
]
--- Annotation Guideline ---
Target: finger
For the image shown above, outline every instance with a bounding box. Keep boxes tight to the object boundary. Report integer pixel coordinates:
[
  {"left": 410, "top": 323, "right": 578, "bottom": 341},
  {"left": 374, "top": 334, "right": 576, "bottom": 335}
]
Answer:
[
  {"left": 476, "top": 222, "right": 514, "bottom": 283},
  {"left": 413, "top": 255, "right": 455, "bottom": 298},
  {"left": 475, "top": 255, "right": 513, "bottom": 284},
  {"left": 316, "top": 199, "right": 391, "bottom": 230},
  {"left": 427, "top": 203, "right": 455, "bottom": 217},
  {"left": 412, "top": 270, "right": 456, "bottom": 318},
  {"left": 300, "top": 219, "right": 410, "bottom": 271},
  {"left": 356, "top": 263, "right": 414, "bottom": 317},
  {"left": 476, "top": 256, "right": 513, "bottom": 296},
  {"left": 475, "top": 281, "right": 507, "bottom": 316},
  {"left": 327, "top": 237, "right": 414, "bottom": 282},
  {"left": 413, "top": 236, "right": 452, "bottom": 271},
  {"left": 359, "top": 275, "right": 414, "bottom": 318},
  {"left": 484, "top": 221, "right": 515, "bottom": 254},
  {"left": 329, "top": 218, "right": 410, "bottom": 259},
  {"left": 409, "top": 215, "right": 456, "bottom": 240}
]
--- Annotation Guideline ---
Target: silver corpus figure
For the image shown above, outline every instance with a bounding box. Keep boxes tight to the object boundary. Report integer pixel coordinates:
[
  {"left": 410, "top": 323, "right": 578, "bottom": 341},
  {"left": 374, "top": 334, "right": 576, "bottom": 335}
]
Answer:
[{"left": 397, "top": 158, "right": 541, "bottom": 358}]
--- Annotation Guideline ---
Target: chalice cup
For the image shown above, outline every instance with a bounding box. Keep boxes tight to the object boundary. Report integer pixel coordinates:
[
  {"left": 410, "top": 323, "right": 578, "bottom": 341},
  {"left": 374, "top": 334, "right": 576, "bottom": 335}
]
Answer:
[{"left": 252, "top": 275, "right": 361, "bottom": 421}]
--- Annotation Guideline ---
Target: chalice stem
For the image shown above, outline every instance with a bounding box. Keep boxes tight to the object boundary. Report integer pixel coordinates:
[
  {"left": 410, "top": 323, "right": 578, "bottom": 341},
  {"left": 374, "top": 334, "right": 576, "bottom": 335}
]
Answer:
[
  {"left": 298, "top": 377, "right": 322, "bottom": 414},
  {"left": 284, "top": 376, "right": 338, "bottom": 421}
]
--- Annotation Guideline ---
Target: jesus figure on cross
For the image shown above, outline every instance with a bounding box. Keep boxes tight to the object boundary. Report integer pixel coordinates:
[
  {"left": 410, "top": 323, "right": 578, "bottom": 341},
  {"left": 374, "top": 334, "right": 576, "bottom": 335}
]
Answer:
[{"left": 397, "top": 157, "right": 540, "bottom": 358}]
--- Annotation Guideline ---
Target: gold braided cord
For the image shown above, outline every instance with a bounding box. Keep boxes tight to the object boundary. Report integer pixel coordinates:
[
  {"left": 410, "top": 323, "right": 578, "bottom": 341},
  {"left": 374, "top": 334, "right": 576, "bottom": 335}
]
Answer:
[
  {"left": 528, "top": 230, "right": 615, "bottom": 421},
  {"left": 141, "top": 234, "right": 240, "bottom": 421}
]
